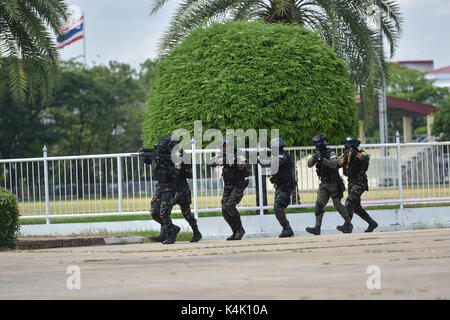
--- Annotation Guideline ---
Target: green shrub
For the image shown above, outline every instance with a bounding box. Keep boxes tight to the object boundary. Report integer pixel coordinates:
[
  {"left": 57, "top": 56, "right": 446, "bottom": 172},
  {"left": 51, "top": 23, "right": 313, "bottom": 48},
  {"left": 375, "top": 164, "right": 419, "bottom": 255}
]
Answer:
[
  {"left": 143, "top": 21, "right": 359, "bottom": 147},
  {"left": 0, "top": 187, "right": 20, "bottom": 249},
  {"left": 432, "top": 96, "right": 450, "bottom": 141},
  {"left": 413, "top": 126, "right": 427, "bottom": 135}
]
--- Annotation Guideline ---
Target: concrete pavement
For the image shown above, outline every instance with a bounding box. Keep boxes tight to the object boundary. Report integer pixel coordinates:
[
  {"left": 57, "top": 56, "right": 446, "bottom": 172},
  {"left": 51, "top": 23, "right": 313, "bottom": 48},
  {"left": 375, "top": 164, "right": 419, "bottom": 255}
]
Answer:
[{"left": 1, "top": 228, "right": 449, "bottom": 300}]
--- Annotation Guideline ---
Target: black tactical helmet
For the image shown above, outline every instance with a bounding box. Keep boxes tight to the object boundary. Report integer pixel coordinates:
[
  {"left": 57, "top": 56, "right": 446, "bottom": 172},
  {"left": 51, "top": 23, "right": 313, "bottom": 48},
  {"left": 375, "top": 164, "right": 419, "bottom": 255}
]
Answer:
[
  {"left": 270, "top": 138, "right": 285, "bottom": 149},
  {"left": 157, "top": 135, "right": 179, "bottom": 153},
  {"left": 312, "top": 134, "right": 328, "bottom": 147},
  {"left": 344, "top": 137, "right": 360, "bottom": 148}
]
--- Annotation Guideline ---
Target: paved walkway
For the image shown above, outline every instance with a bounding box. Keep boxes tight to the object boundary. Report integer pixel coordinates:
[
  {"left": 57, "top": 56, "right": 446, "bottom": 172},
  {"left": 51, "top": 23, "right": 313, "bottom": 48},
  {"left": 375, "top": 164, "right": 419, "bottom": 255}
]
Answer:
[{"left": 1, "top": 229, "right": 449, "bottom": 299}]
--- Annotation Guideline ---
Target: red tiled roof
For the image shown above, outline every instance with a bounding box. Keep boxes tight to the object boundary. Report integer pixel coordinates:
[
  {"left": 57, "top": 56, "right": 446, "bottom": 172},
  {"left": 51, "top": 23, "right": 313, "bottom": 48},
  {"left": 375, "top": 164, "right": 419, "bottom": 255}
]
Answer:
[
  {"left": 355, "top": 95, "right": 437, "bottom": 115},
  {"left": 394, "top": 60, "right": 434, "bottom": 65},
  {"left": 386, "top": 96, "right": 437, "bottom": 115},
  {"left": 427, "top": 66, "right": 450, "bottom": 74}
]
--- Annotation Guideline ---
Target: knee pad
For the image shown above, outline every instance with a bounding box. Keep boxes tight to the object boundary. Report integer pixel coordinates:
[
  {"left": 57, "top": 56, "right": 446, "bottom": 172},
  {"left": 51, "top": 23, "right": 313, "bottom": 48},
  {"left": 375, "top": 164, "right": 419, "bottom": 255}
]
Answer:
[{"left": 274, "top": 197, "right": 289, "bottom": 211}]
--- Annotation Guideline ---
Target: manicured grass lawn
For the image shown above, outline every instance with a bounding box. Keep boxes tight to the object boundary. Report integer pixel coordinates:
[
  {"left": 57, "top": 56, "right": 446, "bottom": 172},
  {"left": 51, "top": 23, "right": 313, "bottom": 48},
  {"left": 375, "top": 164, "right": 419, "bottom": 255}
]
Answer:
[
  {"left": 17, "top": 185, "right": 450, "bottom": 218},
  {"left": 19, "top": 202, "right": 450, "bottom": 225}
]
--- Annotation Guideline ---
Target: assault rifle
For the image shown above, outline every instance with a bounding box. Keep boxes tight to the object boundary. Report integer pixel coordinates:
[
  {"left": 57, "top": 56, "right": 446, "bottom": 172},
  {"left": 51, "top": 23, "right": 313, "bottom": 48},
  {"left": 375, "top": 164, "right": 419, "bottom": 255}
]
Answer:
[
  {"left": 139, "top": 148, "right": 173, "bottom": 166},
  {"left": 344, "top": 146, "right": 358, "bottom": 163}
]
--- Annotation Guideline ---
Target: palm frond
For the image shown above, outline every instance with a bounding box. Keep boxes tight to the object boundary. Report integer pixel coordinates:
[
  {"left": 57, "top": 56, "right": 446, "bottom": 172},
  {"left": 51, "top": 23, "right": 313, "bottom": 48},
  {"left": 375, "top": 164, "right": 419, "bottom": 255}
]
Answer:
[
  {"left": 150, "top": 0, "right": 172, "bottom": 14},
  {"left": 0, "top": 0, "right": 67, "bottom": 105},
  {"left": 151, "top": 0, "right": 403, "bottom": 122},
  {"left": 159, "top": 0, "right": 255, "bottom": 54}
]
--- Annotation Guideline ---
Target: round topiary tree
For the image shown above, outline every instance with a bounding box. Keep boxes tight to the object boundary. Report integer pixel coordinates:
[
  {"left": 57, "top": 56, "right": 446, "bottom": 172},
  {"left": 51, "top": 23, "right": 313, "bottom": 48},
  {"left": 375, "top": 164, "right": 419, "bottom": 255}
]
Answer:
[
  {"left": 0, "top": 187, "right": 20, "bottom": 250},
  {"left": 142, "top": 21, "right": 359, "bottom": 147}
]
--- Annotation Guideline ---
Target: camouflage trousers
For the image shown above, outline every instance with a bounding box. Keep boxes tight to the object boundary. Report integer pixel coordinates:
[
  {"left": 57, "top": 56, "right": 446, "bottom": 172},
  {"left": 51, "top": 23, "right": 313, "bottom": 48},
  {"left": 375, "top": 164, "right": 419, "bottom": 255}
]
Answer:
[
  {"left": 221, "top": 183, "right": 246, "bottom": 228},
  {"left": 150, "top": 183, "right": 176, "bottom": 230},
  {"left": 313, "top": 182, "right": 350, "bottom": 228},
  {"left": 346, "top": 180, "right": 375, "bottom": 224},
  {"left": 273, "top": 184, "right": 294, "bottom": 228},
  {"left": 173, "top": 184, "right": 198, "bottom": 227}
]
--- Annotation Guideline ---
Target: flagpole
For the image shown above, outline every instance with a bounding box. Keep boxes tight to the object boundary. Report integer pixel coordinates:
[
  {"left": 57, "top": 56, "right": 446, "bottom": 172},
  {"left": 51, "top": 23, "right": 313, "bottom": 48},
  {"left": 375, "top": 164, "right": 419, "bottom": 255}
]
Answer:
[
  {"left": 83, "top": 12, "right": 86, "bottom": 67},
  {"left": 378, "top": 0, "right": 388, "bottom": 144}
]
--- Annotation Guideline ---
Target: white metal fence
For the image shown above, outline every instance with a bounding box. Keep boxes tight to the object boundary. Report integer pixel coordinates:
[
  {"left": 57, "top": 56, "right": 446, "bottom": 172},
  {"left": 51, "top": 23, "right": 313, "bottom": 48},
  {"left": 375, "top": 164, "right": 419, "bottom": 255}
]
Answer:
[{"left": 1, "top": 138, "right": 450, "bottom": 224}]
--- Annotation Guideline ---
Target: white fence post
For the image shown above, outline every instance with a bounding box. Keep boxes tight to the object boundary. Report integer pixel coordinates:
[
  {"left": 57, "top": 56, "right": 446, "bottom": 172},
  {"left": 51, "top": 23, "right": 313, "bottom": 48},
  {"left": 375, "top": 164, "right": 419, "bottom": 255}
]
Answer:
[
  {"left": 257, "top": 163, "right": 264, "bottom": 215},
  {"left": 43, "top": 146, "right": 50, "bottom": 224},
  {"left": 396, "top": 132, "right": 404, "bottom": 209},
  {"left": 117, "top": 156, "right": 123, "bottom": 214},
  {"left": 191, "top": 139, "right": 199, "bottom": 219}
]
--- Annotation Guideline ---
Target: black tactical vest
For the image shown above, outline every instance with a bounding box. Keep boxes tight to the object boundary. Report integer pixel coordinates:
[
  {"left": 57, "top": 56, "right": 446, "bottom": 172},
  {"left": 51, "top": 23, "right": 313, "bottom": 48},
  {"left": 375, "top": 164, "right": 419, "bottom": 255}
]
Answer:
[
  {"left": 154, "top": 157, "right": 176, "bottom": 184},
  {"left": 315, "top": 148, "right": 339, "bottom": 183},
  {"left": 271, "top": 152, "right": 295, "bottom": 186},
  {"left": 222, "top": 150, "right": 249, "bottom": 186},
  {"left": 343, "top": 149, "right": 369, "bottom": 181}
]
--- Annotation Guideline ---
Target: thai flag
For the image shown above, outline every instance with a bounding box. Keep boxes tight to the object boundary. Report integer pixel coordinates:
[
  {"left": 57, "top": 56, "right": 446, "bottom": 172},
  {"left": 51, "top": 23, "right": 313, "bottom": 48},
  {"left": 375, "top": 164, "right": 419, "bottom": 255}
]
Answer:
[{"left": 57, "top": 16, "right": 84, "bottom": 49}]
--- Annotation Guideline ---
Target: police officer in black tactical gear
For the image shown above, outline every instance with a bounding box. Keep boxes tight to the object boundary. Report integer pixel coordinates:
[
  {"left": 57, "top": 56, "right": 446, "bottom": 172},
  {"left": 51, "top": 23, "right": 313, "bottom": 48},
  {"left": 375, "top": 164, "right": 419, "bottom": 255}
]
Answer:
[
  {"left": 173, "top": 148, "right": 203, "bottom": 242},
  {"left": 143, "top": 136, "right": 181, "bottom": 244},
  {"left": 337, "top": 137, "right": 378, "bottom": 233},
  {"left": 151, "top": 147, "right": 203, "bottom": 243},
  {"left": 306, "top": 134, "right": 353, "bottom": 235},
  {"left": 259, "top": 138, "right": 296, "bottom": 238},
  {"left": 209, "top": 137, "right": 249, "bottom": 240}
]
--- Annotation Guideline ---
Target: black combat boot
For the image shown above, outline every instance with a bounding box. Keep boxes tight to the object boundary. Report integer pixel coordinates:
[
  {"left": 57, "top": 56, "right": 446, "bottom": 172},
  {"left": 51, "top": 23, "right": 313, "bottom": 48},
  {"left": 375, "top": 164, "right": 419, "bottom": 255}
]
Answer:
[
  {"left": 279, "top": 224, "right": 294, "bottom": 238},
  {"left": 337, "top": 222, "right": 353, "bottom": 233},
  {"left": 306, "top": 212, "right": 322, "bottom": 235},
  {"left": 190, "top": 225, "right": 202, "bottom": 242},
  {"left": 234, "top": 224, "right": 245, "bottom": 240},
  {"left": 150, "top": 226, "right": 166, "bottom": 242},
  {"left": 163, "top": 224, "right": 181, "bottom": 244},
  {"left": 226, "top": 223, "right": 237, "bottom": 241},
  {"left": 354, "top": 209, "right": 378, "bottom": 232},
  {"left": 365, "top": 221, "right": 378, "bottom": 232},
  {"left": 305, "top": 226, "right": 321, "bottom": 235},
  {"left": 275, "top": 209, "right": 294, "bottom": 238}
]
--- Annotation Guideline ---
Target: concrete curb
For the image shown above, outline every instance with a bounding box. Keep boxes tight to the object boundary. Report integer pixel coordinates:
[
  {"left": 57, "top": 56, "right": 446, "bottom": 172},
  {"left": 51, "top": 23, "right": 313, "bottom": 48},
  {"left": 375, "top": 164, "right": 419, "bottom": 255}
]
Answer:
[
  {"left": 15, "top": 206, "right": 450, "bottom": 249},
  {"left": 103, "top": 236, "right": 145, "bottom": 245},
  {"left": 16, "top": 235, "right": 145, "bottom": 250}
]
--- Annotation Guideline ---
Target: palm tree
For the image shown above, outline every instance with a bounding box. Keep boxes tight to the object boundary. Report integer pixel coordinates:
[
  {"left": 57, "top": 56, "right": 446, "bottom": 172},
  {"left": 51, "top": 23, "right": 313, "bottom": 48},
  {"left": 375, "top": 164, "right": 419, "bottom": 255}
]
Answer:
[
  {"left": 151, "top": 0, "right": 403, "bottom": 118},
  {"left": 0, "top": 0, "right": 68, "bottom": 104}
]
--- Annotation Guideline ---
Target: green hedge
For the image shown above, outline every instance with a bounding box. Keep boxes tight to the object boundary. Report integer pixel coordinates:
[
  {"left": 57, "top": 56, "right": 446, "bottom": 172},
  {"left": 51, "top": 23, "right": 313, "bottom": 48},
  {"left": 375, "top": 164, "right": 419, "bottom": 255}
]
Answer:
[
  {"left": 0, "top": 187, "right": 20, "bottom": 249},
  {"left": 143, "top": 21, "right": 359, "bottom": 147}
]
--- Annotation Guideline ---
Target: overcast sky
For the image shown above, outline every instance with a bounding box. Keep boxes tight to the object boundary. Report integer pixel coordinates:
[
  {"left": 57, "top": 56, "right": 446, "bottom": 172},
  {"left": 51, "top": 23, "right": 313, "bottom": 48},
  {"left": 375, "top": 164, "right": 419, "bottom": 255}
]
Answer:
[{"left": 58, "top": 0, "right": 450, "bottom": 71}]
